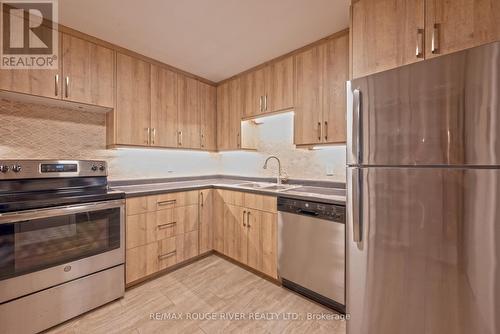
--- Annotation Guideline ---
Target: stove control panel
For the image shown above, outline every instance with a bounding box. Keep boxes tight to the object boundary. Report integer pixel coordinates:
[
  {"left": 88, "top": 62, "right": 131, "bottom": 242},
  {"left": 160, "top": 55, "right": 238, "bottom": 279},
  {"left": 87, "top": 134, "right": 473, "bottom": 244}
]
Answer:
[{"left": 0, "top": 160, "right": 108, "bottom": 179}]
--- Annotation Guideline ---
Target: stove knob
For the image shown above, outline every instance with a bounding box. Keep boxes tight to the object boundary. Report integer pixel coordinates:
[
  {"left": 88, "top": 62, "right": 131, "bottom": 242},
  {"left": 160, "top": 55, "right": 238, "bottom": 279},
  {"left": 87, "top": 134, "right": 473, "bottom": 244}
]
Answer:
[
  {"left": 91, "top": 165, "right": 98, "bottom": 171},
  {"left": 0, "top": 165, "right": 9, "bottom": 173},
  {"left": 98, "top": 165, "right": 105, "bottom": 171},
  {"left": 11, "top": 165, "right": 22, "bottom": 173}
]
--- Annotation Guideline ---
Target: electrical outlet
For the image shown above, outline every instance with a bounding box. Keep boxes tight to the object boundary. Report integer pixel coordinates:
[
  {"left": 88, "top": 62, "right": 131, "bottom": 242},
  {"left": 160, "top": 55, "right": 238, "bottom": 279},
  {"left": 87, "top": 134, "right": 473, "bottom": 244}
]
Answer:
[{"left": 326, "top": 166, "right": 335, "bottom": 176}]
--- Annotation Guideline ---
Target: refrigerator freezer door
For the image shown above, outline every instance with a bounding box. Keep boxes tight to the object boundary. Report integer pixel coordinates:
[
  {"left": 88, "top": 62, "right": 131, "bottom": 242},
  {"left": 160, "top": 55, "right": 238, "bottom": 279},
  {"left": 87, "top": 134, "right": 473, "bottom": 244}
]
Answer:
[
  {"left": 348, "top": 41, "right": 500, "bottom": 166},
  {"left": 347, "top": 167, "right": 500, "bottom": 334}
]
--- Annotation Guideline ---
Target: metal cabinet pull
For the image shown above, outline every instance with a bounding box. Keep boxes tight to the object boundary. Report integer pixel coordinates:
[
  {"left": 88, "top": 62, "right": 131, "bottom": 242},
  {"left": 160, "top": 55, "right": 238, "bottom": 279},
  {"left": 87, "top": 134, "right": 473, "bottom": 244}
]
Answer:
[
  {"left": 324, "top": 121, "right": 328, "bottom": 141},
  {"left": 178, "top": 131, "right": 183, "bottom": 146},
  {"left": 65, "top": 76, "right": 69, "bottom": 98},
  {"left": 54, "top": 74, "right": 59, "bottom": 96},
  {"left": 157, "top": 199, "right": 176, "bottom": 206},
  {"left": 264, "top": 95, "right": 268, "bottom": 111},
  {"left": 158, "top": 222, "right": 176, "bottom": 230},
  {"left": 242, "top": 210, "right": 247, "bottom": 226},
  {"left": 201, "top": 133, "right": 204, "bottom": 148},
  {"left": 259, "top": 96, "right": 263, "bottom": 112},
  {"left": 431, "top": 24, "right": 440, "bottom": 54},
  {"left": 317, "top": 122, "right": 322, "bottom": 141},
  {"left": 151, "top": 128, "right": 156, "bottom": 145},
  {"left": 416, "top": 29, "right": 424, "bottom": 58},
  {"left": 146, "top": 128, "right": 151, "bottom": 145},
  {"left": 200, "top": 191, "right": 204, "bottom": 207},
  {"left": 158, "top": 250, "right": 176, "bottom": 260},
  {"left": 247, "top": 211, "right": 251, "bottom": 227},
  {"left": 237, "top": 132, "right": 240, "bottom": 148}
]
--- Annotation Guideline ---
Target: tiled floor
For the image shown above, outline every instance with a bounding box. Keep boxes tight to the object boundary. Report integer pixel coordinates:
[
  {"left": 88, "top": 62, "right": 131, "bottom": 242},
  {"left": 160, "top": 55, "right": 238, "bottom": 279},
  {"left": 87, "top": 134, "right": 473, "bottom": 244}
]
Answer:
[{"left": 46, "top": 255, "right": 347, "bottom": 334}]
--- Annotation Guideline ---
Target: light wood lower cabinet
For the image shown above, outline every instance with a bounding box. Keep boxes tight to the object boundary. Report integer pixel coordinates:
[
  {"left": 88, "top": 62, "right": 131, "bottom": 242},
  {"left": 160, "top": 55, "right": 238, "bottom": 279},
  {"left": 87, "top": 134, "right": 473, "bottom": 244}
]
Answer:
[
  {"left": 215, "top": 189, "right": 278, "bottom": 279},
  {"left": 125, "top": 190, "right": 200, "bottom": 285},
  {"left": 199, "top": 189, "right": 214, "bottom": 254}
]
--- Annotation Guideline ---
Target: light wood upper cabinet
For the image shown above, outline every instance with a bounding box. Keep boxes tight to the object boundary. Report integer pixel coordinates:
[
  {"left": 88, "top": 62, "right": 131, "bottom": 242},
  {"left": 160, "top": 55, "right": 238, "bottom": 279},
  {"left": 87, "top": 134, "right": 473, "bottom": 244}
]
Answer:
[
  {"left": 61, "top": 33, "right": 114, "bottom": 107},
  {"left": 351, "top": 0, "right": 425, "bottom": 78},
  {"left": 199, "top": 82, "right": 217, "bottom": 151},
  {"left": 269, "top": 57, "right": 294, "bottom": 113},
  {"left": 425, "top": 0, "right": 500, "bottom": 58},
  {"left": 177, "top": 76, "right": 200, "bottom": 149},
  {"left": 322, "top": 34, "right": 349, "bottom": 144},
  {"left": 242, "top": 66, "right": 269, "bottom": 118},
  {"left": 116, "top": 53, "right": 151, "bottom": 146},
  {"left": 151, "top": 65, "right": 178, "bottom": 147},
  {"left": 294, "top": 45, "right": 324, "bottom": 145},
  {"left": 217, "top": 79, "right": 241, "bottom": 150}
]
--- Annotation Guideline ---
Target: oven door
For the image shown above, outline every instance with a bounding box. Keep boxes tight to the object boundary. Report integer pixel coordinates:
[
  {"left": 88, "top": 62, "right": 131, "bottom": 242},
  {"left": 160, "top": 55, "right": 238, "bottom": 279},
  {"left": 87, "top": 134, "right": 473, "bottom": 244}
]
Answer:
[{"left": 0, "top": 199, "right": 125, "bottom": 303}]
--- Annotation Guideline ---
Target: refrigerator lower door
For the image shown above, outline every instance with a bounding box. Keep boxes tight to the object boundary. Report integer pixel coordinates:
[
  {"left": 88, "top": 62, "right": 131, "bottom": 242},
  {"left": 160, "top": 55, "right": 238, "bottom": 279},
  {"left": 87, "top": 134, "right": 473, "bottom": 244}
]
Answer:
[{"left": 347, "top": 167, "right": 500, "bottom": 334}]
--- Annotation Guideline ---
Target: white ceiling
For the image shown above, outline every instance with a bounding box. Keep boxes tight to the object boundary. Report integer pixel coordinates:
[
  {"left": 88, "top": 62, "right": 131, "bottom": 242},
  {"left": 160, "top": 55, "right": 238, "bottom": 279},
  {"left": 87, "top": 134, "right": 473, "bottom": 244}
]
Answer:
[{"left": 59, "top": 0, "right": 350, "bottom": 82}]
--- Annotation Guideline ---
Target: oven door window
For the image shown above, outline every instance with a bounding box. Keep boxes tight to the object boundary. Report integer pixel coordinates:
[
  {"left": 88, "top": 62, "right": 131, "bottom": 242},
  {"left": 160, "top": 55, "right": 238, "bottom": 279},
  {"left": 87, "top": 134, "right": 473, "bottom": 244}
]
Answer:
[{"left": 0, "top": 207, "right": 121, "bottom": 281}]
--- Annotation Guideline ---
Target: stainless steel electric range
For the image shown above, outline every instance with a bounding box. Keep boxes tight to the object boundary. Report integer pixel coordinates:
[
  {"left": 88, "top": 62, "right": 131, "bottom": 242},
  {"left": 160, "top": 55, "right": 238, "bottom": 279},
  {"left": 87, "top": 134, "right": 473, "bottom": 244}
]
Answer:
[{"left": 0, "top": 160, "right": 125, "bottom": 334}]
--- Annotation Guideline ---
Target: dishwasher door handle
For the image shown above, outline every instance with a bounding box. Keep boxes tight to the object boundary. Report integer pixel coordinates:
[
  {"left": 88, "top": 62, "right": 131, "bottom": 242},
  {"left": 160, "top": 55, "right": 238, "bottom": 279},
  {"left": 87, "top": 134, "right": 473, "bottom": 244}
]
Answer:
[{"left": 297, "top": 209, "right": 319, "bottom": 217}]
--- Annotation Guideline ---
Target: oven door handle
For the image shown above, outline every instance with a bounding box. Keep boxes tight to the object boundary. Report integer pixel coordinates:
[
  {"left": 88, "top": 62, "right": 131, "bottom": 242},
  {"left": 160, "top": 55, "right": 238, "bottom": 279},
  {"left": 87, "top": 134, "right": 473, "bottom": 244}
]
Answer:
[{"left": 0, "top": 199, "right": 125, "bottom": 224}]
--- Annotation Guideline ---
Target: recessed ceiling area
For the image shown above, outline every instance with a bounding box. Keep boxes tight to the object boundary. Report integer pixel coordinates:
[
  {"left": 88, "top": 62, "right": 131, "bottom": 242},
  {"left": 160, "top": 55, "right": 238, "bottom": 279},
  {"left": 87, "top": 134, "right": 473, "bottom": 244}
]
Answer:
[{"left": 59, "top": 0, "right": 350, "bottom": 82}]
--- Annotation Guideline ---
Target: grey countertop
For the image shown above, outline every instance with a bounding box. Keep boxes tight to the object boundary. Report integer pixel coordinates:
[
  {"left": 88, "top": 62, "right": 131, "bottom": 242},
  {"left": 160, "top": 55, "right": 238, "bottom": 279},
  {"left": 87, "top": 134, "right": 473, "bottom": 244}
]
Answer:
[{"left": 110, "top": 176, "right": 346, "bottom": 205}]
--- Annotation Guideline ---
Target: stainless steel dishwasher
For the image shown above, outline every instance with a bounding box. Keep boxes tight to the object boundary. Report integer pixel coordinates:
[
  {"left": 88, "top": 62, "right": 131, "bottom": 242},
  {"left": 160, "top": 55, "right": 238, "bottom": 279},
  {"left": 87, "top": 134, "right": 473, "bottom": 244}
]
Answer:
[{"left": 277, "top": 196, "right": 345, "bottom": 313}]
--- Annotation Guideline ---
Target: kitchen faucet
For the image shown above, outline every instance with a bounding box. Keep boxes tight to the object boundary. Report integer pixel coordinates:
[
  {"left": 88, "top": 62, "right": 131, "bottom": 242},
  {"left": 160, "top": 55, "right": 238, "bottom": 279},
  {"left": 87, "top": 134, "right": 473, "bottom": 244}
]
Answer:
[{"left": 263, "top": 155, "right": 283, "bottom": 185}]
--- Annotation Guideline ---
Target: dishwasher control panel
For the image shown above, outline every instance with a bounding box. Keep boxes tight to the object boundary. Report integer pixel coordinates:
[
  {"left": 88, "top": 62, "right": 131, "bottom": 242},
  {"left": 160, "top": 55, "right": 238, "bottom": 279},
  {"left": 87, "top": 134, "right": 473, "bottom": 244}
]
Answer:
[{"left": 277, "top": 197, "right": 345, "bottom": 223}]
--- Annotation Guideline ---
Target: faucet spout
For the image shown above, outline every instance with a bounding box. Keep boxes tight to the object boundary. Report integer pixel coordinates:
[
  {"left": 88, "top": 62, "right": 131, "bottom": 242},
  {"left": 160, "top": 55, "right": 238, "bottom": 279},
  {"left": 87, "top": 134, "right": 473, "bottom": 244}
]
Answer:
[{"left": 263, "top": 156, "right": 282, "bottom": 185}]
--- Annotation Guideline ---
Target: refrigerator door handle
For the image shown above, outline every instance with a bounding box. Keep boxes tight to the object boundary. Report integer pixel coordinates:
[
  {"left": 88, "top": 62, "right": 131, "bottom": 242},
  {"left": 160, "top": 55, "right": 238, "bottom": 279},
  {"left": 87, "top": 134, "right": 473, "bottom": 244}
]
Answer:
[
  {"left": 348, "top": 168, "right": 362, "bottom": 243},
  {"left": 347, "top": 82, "right": 362, "bottom": 165}
]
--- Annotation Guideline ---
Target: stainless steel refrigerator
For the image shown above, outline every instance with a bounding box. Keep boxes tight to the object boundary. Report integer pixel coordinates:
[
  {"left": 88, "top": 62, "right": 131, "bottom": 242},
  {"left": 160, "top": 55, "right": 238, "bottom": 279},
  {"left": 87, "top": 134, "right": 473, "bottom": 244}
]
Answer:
[{"left": 346, "top": 42, "right": 500, "bottom": 334}]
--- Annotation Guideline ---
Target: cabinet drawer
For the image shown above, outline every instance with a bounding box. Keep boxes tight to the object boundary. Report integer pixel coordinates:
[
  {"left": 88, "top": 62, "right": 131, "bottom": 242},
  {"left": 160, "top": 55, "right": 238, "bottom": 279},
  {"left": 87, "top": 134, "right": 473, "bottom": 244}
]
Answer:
[
  {"left": 126, "top": 242, "right": 158, "bottom": 284},
  {"left": 126, "top": 196, "right": 149, "bottom": 216},
  {"left": 155, "top": 205, "right": 199, "bottom": 238},
  {"left": 243, "top": 193, "right": 277, "bottom": 213},
  {"left": 151, "top": 191, "right": 199, "bottom": 211},
  {"left": 157, "top": 237, "right": 177, "bottom": 271}
]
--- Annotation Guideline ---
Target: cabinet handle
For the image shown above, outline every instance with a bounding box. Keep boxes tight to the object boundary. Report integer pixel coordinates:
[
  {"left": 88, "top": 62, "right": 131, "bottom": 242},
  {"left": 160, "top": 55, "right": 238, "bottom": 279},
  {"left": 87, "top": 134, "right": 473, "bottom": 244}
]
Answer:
[
  {"left": 146, "top": 128, "right": 151, "bottom": 145},
  {"left": 264, "top": 95, "right": 268, "bottom": 111},
  {"left": 201, "top": 133, "right": 204, "bottom": 148},
  {"left": 178, "top": 131, "right": 183, "bottom": 146},
  {"left": 431, "top": 24, "right": 440, "bottom": 54},
  {"left": 158, "top": 222, "right": 176, "bottom": 230},
  {"left": 416, "top": 29, "right": 424, "bottom": 58},
  {"left": 237, "top": 132, "right": 240, "bottom": 148},
  {"left": 259, "top": 96, "right": 263, "bottom": 112},
  {"left": 54, "top": 74, "right": 59, "bottom": 96},
  {"left": 200, "top": 191, "right": 204, "bottom": 207},
  {"left": 247, "top": 211, "right": 251, "bottom": 227},
  {"left": 242, "top": 210, "right": 247, "bottom": 226},
  {"left": 324, "top": 121, "right": 328, "bottom": 141},
  {"left": 157, "top": 199, "right": 176, "bottom": 206},
  {"left": 151, "top": 128, "right": 156, "bottom": 145},
  {"left": 158, "top": 250, "right": 176, "bottom": 260},
  {"left": 65, "top": 76, "right": 69, "bottom": 98},
  {"left": 317, "top": 122, "right": 322, "bottom": 141}
]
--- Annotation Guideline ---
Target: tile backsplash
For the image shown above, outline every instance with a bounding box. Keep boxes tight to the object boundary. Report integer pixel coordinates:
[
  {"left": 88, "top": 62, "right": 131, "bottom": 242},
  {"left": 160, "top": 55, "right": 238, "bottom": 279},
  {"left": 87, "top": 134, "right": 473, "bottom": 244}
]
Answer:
[{"left": 0, "top": 99, "right": 346, "bottom": 182}]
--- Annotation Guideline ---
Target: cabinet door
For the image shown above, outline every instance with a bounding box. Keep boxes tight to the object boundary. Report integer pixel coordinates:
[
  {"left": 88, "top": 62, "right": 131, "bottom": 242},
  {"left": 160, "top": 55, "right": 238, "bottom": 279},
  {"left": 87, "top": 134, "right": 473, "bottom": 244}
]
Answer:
[
  {"left": 294, "top": 45, "right": 324, "bottom": 145},
  {"left": 126, "top": 212, "right": 157, "bottom": 249},
  {"left": 176, "top": 230, "right": 199, "bottom": 262},
  {"left": 223, "top": 204, "right": 247, "bottom": 263},
  {"left": 61, "top": 33, "right": 114, "bottom": 107},
  {"left": 151, "top": 65, "right": 178, "bottom": 148},
  {"left": 246, "top": 209, "right": 261, "bottom": 271},
  {"left": 213, "top": 190, "right": 225, "bottom": 252},
  {"left": 322, "top": 34, "right": 349, "bottom": 144},
  {"left": 0, "top": 26, "right": 60, "bottom": 99},
  {"left": 216, "top": 82, "right": 230, "bottom": 150},
  {"left": 126, "top": 242, "right": 158, "bottom": 284},
  {"left": 177, "top": 75, "right": 200, "bottom": 149},
  {"left": 269, "top": 57, "right": 294, "bottom": 113},
  {"left": 229, "top": 78, "right": 242, "bottom": 149},
  {"left": 259, "top": 211, "right": 278, "bottom": 279},
  {"left": 199, "top": 82, "right": 217, "bottom": 151},
  {"left": 425, "top": 0, "right": 500, "bottom": 58},
  {"left": 351, "top": 0, "right": 425, "bottom": 78},
  {"left": 174, "top": 205, "right": 199, "bottom": 234},
  {"left": 116, "top": 53, "right": 151, "bottom": 146},
  {"left": 199, "top": 189, "right": 213, "bottom": 254},
  {"left": 242, "top": 66, "right": 268, "bottom": 118}
]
